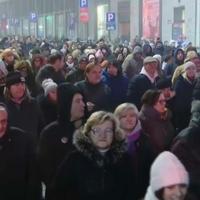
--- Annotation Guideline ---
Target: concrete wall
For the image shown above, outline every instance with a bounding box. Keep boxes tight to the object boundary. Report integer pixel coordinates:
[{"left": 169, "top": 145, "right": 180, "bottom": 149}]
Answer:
[{"left": 162, "top": 0, "right": 196, "bottom": 44}]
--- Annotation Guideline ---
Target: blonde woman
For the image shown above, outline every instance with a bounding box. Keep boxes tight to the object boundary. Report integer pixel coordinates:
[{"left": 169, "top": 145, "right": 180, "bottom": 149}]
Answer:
[
  {"left": 51, "top": 111, "right": 136, "bottom": 200},
  {"left": 115, "top": 103, "right": 155, "bottom": 199}
]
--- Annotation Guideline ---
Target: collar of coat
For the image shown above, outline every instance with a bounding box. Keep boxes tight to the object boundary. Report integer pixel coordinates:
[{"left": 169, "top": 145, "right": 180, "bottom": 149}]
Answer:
[{"left": 73, "top": 129, "right": 127, "bottom": 167}]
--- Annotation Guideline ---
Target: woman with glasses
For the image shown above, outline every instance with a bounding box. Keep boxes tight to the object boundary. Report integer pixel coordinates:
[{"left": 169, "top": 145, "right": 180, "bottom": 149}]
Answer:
[
  {"left": 139, "top": 89, "right": 175, "bottom": 156},
  {"left": 51, "top": 111, "right": 136, "bottom": 200}
]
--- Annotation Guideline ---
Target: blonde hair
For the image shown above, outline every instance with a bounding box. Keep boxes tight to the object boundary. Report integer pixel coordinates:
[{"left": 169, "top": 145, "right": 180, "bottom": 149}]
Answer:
[
  {"left": 83, "top": 111, "right": 123, "bottom": 141},
  {"left": 114, "top": 103, "right": 139, "bottom": 118}
]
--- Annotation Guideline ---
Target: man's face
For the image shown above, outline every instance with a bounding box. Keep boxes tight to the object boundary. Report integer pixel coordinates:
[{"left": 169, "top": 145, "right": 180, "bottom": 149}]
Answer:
[
  {"left": 0, "top": 107, "right": 8, "bottom": 138},
  {"left": 54, "top": 57, "right": 64, "bottom": 71},
  {"left": 192, "top": 58, "right": 200, "bottom": 73},
  {"left": 10, "top": 82, "right": 26, "bottom": 100},
  {"left": 177, "top": 51, "right": 184, "bottom": 61},
  {"left": 145, "top": 62, "right": 157, "bottom": 77},
  {"left": 79, "top": 61, "right": 88, "bottom": 71},
  {"left": 70, "top": 93, "right": 85, "bottom": 122}
]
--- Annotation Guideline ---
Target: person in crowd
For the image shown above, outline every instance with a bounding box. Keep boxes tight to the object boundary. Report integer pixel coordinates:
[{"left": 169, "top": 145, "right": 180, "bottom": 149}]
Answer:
[
  {"left": 102, "top": 60, "right": 129, "bottom": 110},
  {"left": 0, "top": 48, "right": 15, "bottom": 72},
  {"left": 122, "top": 45, "right": 143, "bottom": 80},
  {"left": 173, "top": 61, "right": 197, "bottom": 132},
  {"left": 162, "top": 54, "right": 174, "bottom": 76},
  {"left": 31, "top": 54, "right": 46, "bottom": 76},
  {"left": 4, "top": 71, "right": 44, "bottom": 142},
  {"left": 114, "top": 103, "right": 155, "bottom": 199},
  {"left": 64, "top": 54, "right": 76, "bottom": 74},
  {"left": 0, "top": 103, "right": 40, "bottom": 200},
  {"left": 37, "top": 79, "right": 58, "bottom": 126},
  {"left": 142, "top": 43, "right": 154, "bottom": 57},
  {"left": 127, "top": 56, "right": 159, "bottom": 109},
  {"left": 76, "top": 63, "right": 111, "bottom": 114},
  {"left": 51, "top": 111, "right": 136, "bottom": 200},
  {"left": 35, "top": 53, "right": 65, "bottom": 90},
  {"left": 153, "top": 54, "right": 164, "bottom": 78},
  {"left": 66, "top": 55, "right": 88, "bottom": 84},
  {"left": 15, "top": 60, "right": 38, "bottom": 97},
  {"left": 154, "top": 41, "right": 164, "bottom": 56},
  {"left": 165, "top": 48, "right": 185, "bottom": 77},
  {"left": 139, "top": 89, "right": 175, "bottom": 155},
  {"left": 171, "top": 100, "right": 200, "bottom": 199},
  {"left": 172, "top": 50, "right": 198, "bottom": 85},
  {"left": 145, "top": 151, "right": 189, "bottom": 200},
  {"left": 37, "top": 83, "right": 86, "bottom": 199}
]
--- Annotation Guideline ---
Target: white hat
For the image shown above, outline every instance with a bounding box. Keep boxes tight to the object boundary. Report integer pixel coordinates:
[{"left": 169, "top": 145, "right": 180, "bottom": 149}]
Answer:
[
  {"left": 150, "top": 151, "right": 189, "bottom": 193},
  {"left": 184, "top": 61, "right": 196, "bottom": 71},
  {"left": 42, "top": 78, "right": 57, "bottom": 96},
  {"left": 153, "top": 54, "right": 162, "bottom": 64},
  {"left": 88, "top": 54, "right": 95, "bottom": 61}
]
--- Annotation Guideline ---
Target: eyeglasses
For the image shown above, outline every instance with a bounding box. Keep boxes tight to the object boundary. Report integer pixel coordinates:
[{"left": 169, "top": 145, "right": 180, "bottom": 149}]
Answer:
[{"left": 91, "top": 127, "right": 113, "bottom": 136}]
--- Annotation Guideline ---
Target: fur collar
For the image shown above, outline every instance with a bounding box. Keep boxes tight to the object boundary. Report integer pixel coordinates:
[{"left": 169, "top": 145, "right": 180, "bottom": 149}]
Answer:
[{"left": 73, "top": 129, "right": 127, "bottom": 167}]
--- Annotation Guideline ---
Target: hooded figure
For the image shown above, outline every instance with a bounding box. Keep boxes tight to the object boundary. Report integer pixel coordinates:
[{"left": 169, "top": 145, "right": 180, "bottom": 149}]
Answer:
[
  {"left": 37, "top": 83, "right": 86, "bottom": 199},
  {"left": 122, "top": 46, "right": 143, "bottom": 80},
  {"left": 172, "top": 100, "right": 200, "bottom": 199},
  {"left": 145, "top": 151, "right": 189, "bottom": 200}
]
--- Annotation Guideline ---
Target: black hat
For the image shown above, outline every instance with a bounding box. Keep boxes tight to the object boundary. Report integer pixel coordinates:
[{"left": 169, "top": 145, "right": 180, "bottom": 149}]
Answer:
[
  {"left": 156, "top": 77, "right": 172, "bottom": 89},
  {"left": 79, "top": 55, "right": 88, "bottom": 63},
  {"left": 6, "top": 71, "right": 25, "bottom": 87}
]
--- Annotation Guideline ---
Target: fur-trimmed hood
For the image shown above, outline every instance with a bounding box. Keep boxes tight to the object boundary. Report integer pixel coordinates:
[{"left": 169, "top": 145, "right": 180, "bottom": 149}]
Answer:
[{"left": 73, "top": 128, "right": 127, "bottom": 167}]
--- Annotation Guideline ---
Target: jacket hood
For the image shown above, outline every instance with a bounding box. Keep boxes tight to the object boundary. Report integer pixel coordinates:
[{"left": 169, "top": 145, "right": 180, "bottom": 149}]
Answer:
[
  {"left": 189, "top": 100, "right": 200, "bottom": 127},
  {"left": 149, "top": 151, "right": 189, "bottom": 193},
  {"left": 143, "top": 44, "right": 153, "bottom": 57},
  {"left": 174, "top": 48, "right": 185, "bottom": 65},
  {"left": 73, "top": 128, "right": 127, "bottom": 167},
  {"left": 133, "top": 46, "right": 142, "bottom": 56},
  {"left": 144, "top": 186, "right": 159, "bottom": 200},
  {"left": 57, "top": 83, "right": 83, "bottom": 126}
]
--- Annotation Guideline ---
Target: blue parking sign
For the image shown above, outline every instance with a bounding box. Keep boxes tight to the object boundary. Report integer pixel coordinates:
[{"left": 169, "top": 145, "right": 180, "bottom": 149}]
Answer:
[
  {"left": 106, "top": 12, "right": 116, "bottom": 31},
  {"left": 30, "top": 12, "right": 37, "bottom": 22},
  {"left": 80, "top": 0, "right": 88, "bottom": 8}
]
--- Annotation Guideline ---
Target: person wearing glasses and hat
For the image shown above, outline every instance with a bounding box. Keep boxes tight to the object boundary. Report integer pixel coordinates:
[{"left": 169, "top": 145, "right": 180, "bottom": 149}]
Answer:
[{"left": 51, "top": 111, "right": 136, "bottom": 200}]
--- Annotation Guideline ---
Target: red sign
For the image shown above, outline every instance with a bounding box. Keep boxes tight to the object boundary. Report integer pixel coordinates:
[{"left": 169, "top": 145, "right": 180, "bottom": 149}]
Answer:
[
  {"left": 143, "top": 0, "right": 160, "bottom": 40},
  {"left": 80, "top": 7, "right": 89, "bottom": 23}
]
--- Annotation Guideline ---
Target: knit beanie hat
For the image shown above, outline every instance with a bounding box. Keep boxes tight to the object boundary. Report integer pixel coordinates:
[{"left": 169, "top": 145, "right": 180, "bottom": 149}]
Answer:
[
  {"left": 6, "top": 71, "right": 25, "bottom": 87},
  {"left": 42, "top": 78, "right": 57, "bottom": 96},
  {"left": 184, "top": 61, "right": 196, "bottom": 71},
  {"left": 150, "top": 151, "right": 189, "bottom": 193},
  {"left": 153, "top": 54, "right": 162, "bottom": 64}
]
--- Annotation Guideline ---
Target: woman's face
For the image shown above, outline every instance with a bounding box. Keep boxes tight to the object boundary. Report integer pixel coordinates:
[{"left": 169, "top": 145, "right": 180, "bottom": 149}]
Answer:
[
  {"left": 186, "top": 65, "right": 197, "bottom": 80},
  {"left": 154, "top": 93, "right": 167, "bottom": 113},
  {"left": 119, "top": 109, "right": 137, "bottom": 136},
  {"left": 107, "top": 64, "right": 118, "bottom": 76},
  {"left": 86, "top": 65, "right": 102, "bottom": 85},
  {"left": 89, "top": 120, "right": 114, "bottom": 150},
  {"left": 163, "top": 184, "right": 187, "bottom": 200}
]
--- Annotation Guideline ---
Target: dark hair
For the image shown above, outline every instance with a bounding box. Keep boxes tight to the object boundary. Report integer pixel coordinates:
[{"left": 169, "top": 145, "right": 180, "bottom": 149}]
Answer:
[
  {"left": 48, "top": 53, "right": 62, "bottom": 65},
  {"left": 108, "top": 59, "right": 122, "bottom": 75},
  {"left": 141, "top": 89, "right": 162, "bottom": 106},
  {"left": 164, "top": 55, "right": 173, "bottom": 62},
  {"left": 155, "top": 189, "right": 164, "bottom": 200}
]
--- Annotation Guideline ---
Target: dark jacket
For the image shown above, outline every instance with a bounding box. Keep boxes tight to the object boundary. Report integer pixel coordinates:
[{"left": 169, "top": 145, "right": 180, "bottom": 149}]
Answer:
[
  {"left": 193, "top": 76, "right": 200, "bottom": 100},
  {"left": 0, "top": 127, "right": 40, "bottom": 200},
  {"left": 35, "top": 64, "right": 65, "bottom": 91},
  {"left": 126, "top": 122, "right": 155, "bottom": 199},
  {"left": 139, "top": 106, "right": 175, "bottom": 155},
  {"left": 66, "top": 68, "right": 85, "bottom": 84},
  {"left": 173, "top": 75, "right": 196, "bottom": 132},
  {"left": 171, "top": 127, "right": 200, "bottom": 200},
  {"left": 127, "top": 74, "right": 159, "bottom": 109},
  {"left": 37, "top": 95, "right": 58, "bottom": 126},
  {"left": 76, "top": 80, "right": 111, "bottom": 113},
  {"left": 37, "top": 83, "right": 85, "bottom": 198},
  {"left": 50, "top": 130, "right": 136, "bottom": 200},
  {"left": 102, "top": 70, "right": 129, "bottom": 110},
  {"left": 5, "top": 97, "right": 44, "bottom": 142}
]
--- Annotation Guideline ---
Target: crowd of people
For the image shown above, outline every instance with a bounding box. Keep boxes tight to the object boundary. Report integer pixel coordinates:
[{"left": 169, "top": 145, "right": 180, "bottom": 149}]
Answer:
[{"left": 0, "top": 35, "right": 200, "bottom": 200}]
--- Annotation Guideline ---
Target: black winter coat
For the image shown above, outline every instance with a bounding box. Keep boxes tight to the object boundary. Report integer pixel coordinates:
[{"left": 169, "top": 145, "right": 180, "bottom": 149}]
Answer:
[
  {"left": 171, "top": 126, "right": 200, "bottom": 199},
  {"left": 173, "top": 75, "right": 196, "bottom": 132},
  {"left": 50, "top": 130, "right": 136, "bottom": 200},
  {"left": 0, "top": 127, "right": 40, "bottom": 200},
  {"left": 127, "top": 74, "right": 159, "bottom": 109},
  {"left": 76, "top": 80, "right": 111, "bottom": 113}
]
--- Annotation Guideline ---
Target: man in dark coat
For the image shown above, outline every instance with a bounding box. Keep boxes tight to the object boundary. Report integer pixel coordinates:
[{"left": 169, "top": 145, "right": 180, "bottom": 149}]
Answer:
[
  {"left": 35, "top": 53, "right": 65, "bottom": 91},
  {"left": 37, "top": 83, "right": 86, "bottom": 199},
  {"left": 127, "top": 56, "right": 159, "bottom": 109},
  {"left": 0, "top": 103, "right": 40, "bottom": 200},
  {"left": 171, "top": 100, "right": 200, "bottom": 199}
]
